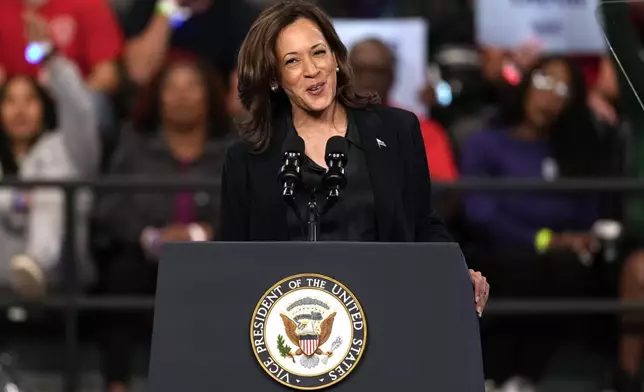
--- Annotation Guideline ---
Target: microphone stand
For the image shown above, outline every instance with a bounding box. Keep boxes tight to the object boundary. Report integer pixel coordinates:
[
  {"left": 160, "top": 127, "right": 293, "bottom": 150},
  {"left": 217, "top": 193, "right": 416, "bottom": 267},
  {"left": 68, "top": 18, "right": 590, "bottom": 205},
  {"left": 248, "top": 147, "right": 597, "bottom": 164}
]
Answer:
[
  {"left": 308, "top": 185, "right": 341, "bottom": 242},
  {"left": 307, "top": 149, "right": 347, "bottom": 241},
  {"left": 307, "top": 197, "right": 319, "bottom": 242}
]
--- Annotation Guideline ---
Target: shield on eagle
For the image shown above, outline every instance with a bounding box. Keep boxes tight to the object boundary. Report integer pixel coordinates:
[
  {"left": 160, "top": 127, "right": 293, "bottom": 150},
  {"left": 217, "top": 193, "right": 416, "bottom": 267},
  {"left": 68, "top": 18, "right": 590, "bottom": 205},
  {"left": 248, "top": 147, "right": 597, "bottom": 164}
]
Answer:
[{"left": 299, "top": 335, "right": 319, "bottom": 356}]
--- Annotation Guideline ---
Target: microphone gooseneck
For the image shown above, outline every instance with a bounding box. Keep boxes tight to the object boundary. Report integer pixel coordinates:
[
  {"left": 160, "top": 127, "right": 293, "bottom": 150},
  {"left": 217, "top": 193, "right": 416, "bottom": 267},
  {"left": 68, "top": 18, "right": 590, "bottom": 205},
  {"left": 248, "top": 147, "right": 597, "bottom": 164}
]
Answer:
[
  {"left": 279, "top": 133, "right": 305, "bottom": 219},
  {"left": 321, "top": 136, "right": 349, "bottom": 216}
]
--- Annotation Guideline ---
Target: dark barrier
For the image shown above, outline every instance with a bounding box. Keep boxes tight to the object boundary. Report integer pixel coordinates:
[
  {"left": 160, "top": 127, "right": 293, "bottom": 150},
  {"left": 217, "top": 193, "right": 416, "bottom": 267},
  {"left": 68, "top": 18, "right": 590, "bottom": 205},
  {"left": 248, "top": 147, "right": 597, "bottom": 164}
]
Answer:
[{"left": 0, "top": 177, "right": 640, "bottom": 392}]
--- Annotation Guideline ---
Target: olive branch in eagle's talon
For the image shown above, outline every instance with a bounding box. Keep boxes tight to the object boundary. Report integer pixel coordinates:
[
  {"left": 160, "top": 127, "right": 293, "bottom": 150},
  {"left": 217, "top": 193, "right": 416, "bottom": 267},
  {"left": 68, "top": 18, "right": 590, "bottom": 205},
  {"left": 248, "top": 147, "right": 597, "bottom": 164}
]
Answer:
[{"left": 277, "top": 334, "right": 296, "bottom": 363}]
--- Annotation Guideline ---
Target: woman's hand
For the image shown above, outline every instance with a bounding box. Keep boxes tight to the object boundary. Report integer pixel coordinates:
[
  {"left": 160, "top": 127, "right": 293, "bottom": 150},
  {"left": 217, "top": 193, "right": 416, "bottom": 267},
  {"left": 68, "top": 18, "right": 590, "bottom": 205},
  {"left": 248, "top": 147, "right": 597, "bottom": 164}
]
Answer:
[
  {"left": 151, "top": 223, "right": 214, "bottom": 244},
  {"left": 469, "top": 269, "right": 490, "bottom": 317},
  {"left": 549, "top": 233, "right": 599, "bottom": 254},
  {"left": 587, "top": 89, "right": 618, "bottom": 126},
  {"left": 549, "top": 232, "right": 600, "bottom": 265},
  {"left": 159, "top": 224, "right": 192, "bottom": 242}
]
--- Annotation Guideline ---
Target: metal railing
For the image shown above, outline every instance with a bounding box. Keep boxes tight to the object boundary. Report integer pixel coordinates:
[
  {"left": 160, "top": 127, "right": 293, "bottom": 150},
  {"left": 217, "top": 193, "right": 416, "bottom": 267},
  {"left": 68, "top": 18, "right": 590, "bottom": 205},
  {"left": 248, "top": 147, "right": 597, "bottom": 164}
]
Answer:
[{"left": 1, "top": 177, "right": 643, "bottom": 392}]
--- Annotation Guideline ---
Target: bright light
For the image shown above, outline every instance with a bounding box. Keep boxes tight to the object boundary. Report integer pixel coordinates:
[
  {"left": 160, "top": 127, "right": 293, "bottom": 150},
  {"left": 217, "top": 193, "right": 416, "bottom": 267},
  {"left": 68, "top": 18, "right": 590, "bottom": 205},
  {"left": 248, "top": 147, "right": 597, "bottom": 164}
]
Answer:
[
  {"left": 502, "top": 63, "right": 522, "bottom": 86},
  {"left": 25, "top": 42, "right": 46, "bottom": 64},
  {"left": 436, "top": 81, "right": 453, "bottom": 107}
]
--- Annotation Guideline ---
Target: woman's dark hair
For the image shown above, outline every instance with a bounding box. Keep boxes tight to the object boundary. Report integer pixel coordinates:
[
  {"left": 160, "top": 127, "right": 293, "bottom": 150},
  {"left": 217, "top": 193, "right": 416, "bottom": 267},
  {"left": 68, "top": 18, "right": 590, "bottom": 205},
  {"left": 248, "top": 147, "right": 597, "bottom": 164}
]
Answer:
[
  {"left": 499, "top": 55, "right": 603, "bottom": 177},
  {"left": 0, "top": 75, "right": 57, "bottom": 176},
  {"left": 130, "top": 58, "right": 230, "bottom": 138},
  {"left": 237, "top": 0, "right": 379, "bottom": 152}
]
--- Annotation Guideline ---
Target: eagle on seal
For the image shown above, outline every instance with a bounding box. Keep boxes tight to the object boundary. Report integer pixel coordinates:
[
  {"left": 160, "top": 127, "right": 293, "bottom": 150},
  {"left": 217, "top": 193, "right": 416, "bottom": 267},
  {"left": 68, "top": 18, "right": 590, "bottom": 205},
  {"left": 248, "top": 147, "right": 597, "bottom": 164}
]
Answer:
[{"left": 280, "top": 306, "right": 337, "bottom": 369}]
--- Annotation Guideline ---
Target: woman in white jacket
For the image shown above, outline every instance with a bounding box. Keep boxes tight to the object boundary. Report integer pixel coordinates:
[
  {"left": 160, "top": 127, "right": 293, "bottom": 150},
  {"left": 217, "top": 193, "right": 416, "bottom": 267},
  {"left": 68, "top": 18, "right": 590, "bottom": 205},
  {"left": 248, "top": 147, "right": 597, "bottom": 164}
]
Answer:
[{"left": 0, "top": 54, "right": 100, "bottom": 298}]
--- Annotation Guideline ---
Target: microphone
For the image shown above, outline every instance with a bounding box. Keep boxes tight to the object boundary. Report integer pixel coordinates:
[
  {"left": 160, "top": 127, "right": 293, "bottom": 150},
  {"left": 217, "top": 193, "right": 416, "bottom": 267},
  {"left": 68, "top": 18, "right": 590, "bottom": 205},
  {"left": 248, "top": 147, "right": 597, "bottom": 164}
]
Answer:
[
  {"left": 278, "top": 133, "right": 305, "bottom": 214},
  {"left": 321, "top": 136, "right": 348, "bottom": 216}
]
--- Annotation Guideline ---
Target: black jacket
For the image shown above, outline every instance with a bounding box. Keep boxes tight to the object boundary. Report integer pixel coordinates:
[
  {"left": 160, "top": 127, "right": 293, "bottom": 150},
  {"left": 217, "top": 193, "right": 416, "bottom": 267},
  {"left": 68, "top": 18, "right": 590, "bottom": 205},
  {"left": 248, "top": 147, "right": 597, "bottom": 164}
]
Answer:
[
  {"left": 93, "top": 129, "right": 233, "bottom": 253},
  {"left": 219, "top": 104, "right": 452, "bottom": 242}
]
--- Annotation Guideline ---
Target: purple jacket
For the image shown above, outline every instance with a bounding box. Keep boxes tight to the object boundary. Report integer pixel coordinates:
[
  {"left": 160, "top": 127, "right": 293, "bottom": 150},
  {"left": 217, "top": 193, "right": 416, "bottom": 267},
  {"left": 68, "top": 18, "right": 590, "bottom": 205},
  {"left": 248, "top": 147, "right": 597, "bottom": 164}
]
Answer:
[{"left": 460, "top": 129, "right": 599, "bottom": 248}]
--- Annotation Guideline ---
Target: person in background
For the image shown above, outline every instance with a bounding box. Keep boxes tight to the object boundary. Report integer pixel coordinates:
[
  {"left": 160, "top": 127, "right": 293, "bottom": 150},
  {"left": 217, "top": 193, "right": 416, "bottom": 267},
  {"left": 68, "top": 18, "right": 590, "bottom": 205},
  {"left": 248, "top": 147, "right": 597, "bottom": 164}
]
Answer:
[
  {"left": 461, "top": 56, "right": 606, "bottom": 391},
  {"left": 598, "top": 2, "right": 644, "bottom": 390},
  {"left": 94, "top": 59, "right": 233, "bottom": 392},
  {"left": 349, "top": 37, "right": 458, "bottom": 182},
  {"left": 316, "top": 0, "right": 477, "bottom": 104},
  {"left": 0, "top": 55, "right": 100, "bottom": 298},
  {"left": 121, "top": 0, "right": 259, "bottom": 89},
  {"left": 0, "top": 0, "right": 124, "bottom": 131},
  {"left": 481, "top": 41, "right": 618, "bottom": 127}
]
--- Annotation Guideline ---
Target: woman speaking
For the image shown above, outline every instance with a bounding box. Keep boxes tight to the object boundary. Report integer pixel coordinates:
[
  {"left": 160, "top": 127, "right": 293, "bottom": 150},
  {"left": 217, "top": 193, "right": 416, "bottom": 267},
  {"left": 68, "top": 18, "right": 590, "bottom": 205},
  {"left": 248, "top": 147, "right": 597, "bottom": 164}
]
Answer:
[{"left": 219, "top": 0, "right": 489, "bottom": 313}]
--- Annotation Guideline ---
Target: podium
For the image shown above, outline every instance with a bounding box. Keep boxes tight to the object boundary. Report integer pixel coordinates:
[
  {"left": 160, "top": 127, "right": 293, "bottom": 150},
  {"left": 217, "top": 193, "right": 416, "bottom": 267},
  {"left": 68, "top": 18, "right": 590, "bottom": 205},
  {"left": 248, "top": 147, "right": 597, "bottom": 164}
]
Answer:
[{"left": 148, "top": 242, "right": 484, "bottom": 391}]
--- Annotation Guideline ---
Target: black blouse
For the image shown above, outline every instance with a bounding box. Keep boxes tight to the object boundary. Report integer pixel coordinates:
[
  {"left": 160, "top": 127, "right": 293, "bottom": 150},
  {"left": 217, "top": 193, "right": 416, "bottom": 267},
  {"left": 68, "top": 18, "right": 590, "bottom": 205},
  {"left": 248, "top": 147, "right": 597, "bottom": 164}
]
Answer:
[{"left": 285, "top": 112, "right": 377, "bottom": 241}]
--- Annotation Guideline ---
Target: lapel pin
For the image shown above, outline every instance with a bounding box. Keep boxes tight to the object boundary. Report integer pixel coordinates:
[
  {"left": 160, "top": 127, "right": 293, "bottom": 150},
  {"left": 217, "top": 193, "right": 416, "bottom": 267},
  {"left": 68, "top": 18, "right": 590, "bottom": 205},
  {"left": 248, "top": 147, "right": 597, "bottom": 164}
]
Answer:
[{"left": 376, "top": 138, "right": 387, "bottom": 148}]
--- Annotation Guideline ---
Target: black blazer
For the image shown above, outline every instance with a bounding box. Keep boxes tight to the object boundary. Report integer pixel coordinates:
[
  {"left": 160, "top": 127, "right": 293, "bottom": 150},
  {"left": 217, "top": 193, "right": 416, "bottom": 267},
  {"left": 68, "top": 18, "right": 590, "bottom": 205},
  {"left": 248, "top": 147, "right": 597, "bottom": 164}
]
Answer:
[{"left": 219, "top": 104, "right": 452, "bottom": 242}]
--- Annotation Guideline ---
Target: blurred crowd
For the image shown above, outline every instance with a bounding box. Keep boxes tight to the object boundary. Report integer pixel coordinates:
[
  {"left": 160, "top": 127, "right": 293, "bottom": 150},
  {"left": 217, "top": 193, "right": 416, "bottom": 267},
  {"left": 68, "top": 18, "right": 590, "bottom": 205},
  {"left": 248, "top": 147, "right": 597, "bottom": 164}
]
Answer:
[{"left": 1, "top": 0, "right": 644, "bottom": 391}]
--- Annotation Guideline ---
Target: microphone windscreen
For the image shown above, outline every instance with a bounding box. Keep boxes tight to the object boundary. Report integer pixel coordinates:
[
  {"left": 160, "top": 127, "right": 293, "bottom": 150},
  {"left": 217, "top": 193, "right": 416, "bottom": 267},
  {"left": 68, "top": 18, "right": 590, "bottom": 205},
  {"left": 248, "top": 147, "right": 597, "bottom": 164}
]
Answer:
[
  {"left": 325, "top": 136, "right": 349, "bottom": 157},
  {"left": 283, "top": 133, "right": 305, "bottom": 155}
]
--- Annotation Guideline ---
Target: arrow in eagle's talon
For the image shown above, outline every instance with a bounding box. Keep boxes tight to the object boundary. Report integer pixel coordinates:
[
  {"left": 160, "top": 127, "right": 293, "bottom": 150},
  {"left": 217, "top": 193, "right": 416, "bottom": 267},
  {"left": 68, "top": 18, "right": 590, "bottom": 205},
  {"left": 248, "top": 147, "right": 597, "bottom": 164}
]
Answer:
[{"left": 321, "top": 352, "right": 333, "bottom": 365}]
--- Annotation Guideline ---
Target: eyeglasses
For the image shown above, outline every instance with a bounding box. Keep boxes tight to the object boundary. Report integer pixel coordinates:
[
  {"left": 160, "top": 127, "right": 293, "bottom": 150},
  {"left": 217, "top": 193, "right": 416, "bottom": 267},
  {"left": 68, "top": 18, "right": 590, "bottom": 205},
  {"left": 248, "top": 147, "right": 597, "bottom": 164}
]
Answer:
[{"left": 531, "top": 71, "right": 569, "bottom": 98}]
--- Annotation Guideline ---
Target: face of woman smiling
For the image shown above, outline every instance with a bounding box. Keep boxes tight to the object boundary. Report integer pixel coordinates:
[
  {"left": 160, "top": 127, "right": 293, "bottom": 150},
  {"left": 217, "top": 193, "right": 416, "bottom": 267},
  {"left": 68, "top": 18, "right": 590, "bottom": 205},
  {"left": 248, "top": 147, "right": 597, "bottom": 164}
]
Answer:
[{"left": 274, "top": 18, "right": 338, "bottom": 115}]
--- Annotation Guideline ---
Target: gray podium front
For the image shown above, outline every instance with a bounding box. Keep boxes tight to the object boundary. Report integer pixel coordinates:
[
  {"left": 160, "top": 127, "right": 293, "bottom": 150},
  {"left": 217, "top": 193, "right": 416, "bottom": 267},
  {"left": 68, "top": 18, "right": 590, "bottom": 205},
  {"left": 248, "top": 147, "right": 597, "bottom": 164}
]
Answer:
[{"left": 148, "top": 242, "right": 484, "bottom": 391}]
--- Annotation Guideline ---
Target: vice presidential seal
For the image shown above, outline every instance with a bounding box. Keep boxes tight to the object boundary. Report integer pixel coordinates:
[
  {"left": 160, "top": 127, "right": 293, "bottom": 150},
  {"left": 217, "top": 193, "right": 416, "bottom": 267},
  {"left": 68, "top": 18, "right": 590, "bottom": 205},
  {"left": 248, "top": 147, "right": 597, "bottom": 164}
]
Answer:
[{"left": 250, "top": 273, "right": 367, "bottom": 390}]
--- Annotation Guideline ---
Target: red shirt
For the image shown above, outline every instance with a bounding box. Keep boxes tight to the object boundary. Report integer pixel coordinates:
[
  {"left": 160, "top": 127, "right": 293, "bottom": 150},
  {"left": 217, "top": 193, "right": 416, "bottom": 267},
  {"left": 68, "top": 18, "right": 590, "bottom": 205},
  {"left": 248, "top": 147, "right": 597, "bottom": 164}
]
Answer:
[
  {"left": 417, "top": 115, "right": 459, "bottom": 182},
  {"left": 387, "top": 102, "right": 458, "bottom": 182},
  {"left": 0, "top": 0, "right": 124, "bottom": 78},
  {"left": 389, "top": 102, "right": 458, "bottom": 181}
]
